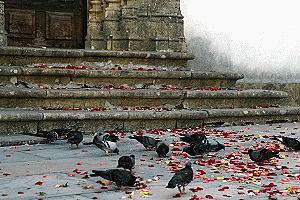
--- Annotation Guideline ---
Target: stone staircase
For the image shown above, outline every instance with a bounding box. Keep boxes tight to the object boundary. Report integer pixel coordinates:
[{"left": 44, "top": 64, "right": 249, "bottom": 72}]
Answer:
[{"left": 0, "top": 60, "right": 299, "bottom": 135}]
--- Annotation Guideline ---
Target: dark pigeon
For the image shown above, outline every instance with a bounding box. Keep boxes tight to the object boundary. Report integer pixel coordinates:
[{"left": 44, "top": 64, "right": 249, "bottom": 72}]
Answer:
[
  {"left": 46, "top": 131, "right": 58, "bottom": 143},
  {"left": 183, "top": 139, "right": 225, "bottom": 156},
  {"left": 272, "top": 136, "right": 300, "bottom": 151},
  {"left": 248, "top": 148, "right": 280, "bottom": 162},
  {"left": 66, "top": 128, "right": 84, "bottom": 148},
  {"left": 180, "top": 133, "right": 207, "bottom": 144},
  {"left": 129, "top": 135, "right": 160, "bottom": 150},
  {"left": 51, "top": 128, "right": 72, "bottom": 139},
  {"left": 90, "top": 169, "right": 136, "bottom": 188},
  {"left": 117, "top": 155, "right": 135, "bottom": 171},
  {"left": 166, "top": 161, "right": 193, "bottom": 194},
  {"left": 156, "top": 141, "right": 169, "bottom": 157}
]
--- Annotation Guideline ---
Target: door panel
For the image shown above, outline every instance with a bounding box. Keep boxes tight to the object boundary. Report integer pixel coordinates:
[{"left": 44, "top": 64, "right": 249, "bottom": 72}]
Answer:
[{"left": 4, "top": 0, "right": 86, "bottom": 48}]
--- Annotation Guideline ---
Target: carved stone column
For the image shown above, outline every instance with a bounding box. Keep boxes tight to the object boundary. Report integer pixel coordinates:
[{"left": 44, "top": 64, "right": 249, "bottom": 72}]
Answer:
[
  {"left": 88, "top": 0, "right": 106, "bottom": 49},
  {"left": 119, "top": 0, "right": 142, "bottom": 51},
  {"left": 0, "top": 1, "right": 7, "bottom": 46}
]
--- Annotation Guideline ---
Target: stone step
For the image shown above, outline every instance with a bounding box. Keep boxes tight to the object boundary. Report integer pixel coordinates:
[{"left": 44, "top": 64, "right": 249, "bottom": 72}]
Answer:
[
  {"left": 0, "top": 65, "right": 243, "bottom": 88},
  {"left": 0, "top": 107, "right": 299, "bottom": 134},
  {"left": 0, "top": 88, "right": 288, "bottom": 109}
]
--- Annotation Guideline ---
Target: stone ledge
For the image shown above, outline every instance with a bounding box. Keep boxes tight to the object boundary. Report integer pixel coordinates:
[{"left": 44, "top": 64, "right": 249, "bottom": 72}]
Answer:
[
  {"left": 0, "top": 107, "right": 299, "bottom": 134},
  {"left": 0, "top": 66, "right": 244, "bottom": 80},
  {"left": 0, "top": 109, "right": 208, "bottom": 122},
  {"left": 204, "top": 107, "right": 300, "bottom": 117},
  {"left": 0, "top": 88, "right": 288, "bottom": 99}
]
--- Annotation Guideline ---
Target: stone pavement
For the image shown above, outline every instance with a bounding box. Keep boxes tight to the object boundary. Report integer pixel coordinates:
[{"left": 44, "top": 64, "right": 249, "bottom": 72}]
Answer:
[{"left": 0, "top": 123, "right": 299, "bottom": 200}]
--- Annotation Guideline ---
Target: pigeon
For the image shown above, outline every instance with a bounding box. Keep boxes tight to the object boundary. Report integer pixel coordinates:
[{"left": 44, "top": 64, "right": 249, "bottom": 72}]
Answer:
[
  {"left": 183, "top": 140, "right": 211, "bottom": 156},
  {"left": 166, "top": 161, "right": 193, "bottom": 195},
  {"left": 129, "top": 135, "right": 160, "bottom": 150},
  {"left": 90, "top": 169, "right": 136, "bottom": 188},
  {"left": 180, "top": 133, "right": 207, "bottom": 144},
  {"left": 183, "top": 139, "right": 225, "bottom": 156},
  {"left": 94, "top": 140, "right": 119, "bottom": 155},
  {"left": 156, "top": 141, "right": 169, "bottom": 157},
  {"left": 46, "top": 131, "right": 58, "bottom": 143},
  {"left": 117, "top": 155, "right": 135, "bottom": 171},
  {"left": 94, "top": 132, "right": 119, "bottom": 142},
  {"left": 272, "top": 136, "right": 300, "bottom": 151},
  {"left": 66, "top": 128, "right": 84, "bottom": 148},
  {"left": 248, "top": 148, "right": 280, "bottom": 163},
  {"left": 84, "top": 132, "right": 118, "bottom": 145},
  {"left": 51, "top": 128, "right": 72, "bottom": 139}
]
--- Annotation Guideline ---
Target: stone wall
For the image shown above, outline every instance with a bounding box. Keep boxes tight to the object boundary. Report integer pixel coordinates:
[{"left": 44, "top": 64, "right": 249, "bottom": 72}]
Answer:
[
  {"left": 0, "top": 1, "right": 7, "bottom": 46},
  {"left": 88, "top": 0, "right": 187, "bottom": 52}
]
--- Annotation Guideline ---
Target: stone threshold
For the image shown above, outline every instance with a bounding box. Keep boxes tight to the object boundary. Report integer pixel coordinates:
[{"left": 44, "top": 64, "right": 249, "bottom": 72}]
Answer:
[
  {"left": 0, "top": 47, "right": 194, "bottom": 60},
  {"left": 0, "top": 47, "right": 193, "bottom": 67}
]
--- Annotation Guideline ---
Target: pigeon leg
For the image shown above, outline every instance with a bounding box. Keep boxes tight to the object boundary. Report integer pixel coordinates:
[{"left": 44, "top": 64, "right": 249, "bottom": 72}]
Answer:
[
  {"left": 76, "top": 144, "right": 79, "bottom": 148},
  {"left": 182, "top": 186, "right": 186, "bottom": 194},
  {"left": 177, "top": 185, "right": 182, "bottom": 194}
]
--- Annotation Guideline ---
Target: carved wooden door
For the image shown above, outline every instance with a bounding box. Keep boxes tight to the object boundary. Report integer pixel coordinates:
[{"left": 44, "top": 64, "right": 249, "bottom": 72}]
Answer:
[{"left": 4, "top": 0, "right": 87, "bottom": 48}]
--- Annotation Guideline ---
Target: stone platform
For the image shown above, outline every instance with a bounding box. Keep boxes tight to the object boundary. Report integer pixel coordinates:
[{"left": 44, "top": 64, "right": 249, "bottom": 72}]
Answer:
[{"left": 0, "top": 123, "right": 299, "bottom": 199}]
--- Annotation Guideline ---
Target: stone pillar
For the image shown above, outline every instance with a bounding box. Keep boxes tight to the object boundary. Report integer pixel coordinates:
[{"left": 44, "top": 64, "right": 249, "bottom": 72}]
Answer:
[
  {"left": 0, "top": 1, "right": 7, "bottom": 46},
  {"left": 88, "top": 0, "right": 106, "bottom": 49},
  {"left": 103, "top": 0, "right": 122, "bottom": 50}
]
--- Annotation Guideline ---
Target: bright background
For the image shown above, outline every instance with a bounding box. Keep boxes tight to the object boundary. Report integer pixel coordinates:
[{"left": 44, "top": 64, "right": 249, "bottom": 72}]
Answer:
[{"left": 181, "top": 0, "right": 300, "bottom": 74}]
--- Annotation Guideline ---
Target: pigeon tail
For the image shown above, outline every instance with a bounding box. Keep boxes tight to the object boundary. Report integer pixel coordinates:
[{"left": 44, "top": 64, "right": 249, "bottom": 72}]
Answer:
[
  {"left": 272, "top": 136, "right": 283, "bottom": 142},
  {"left": 166, "top": 182, "right": 176, "bottom": 188},
  {"left": 90, "top": 170, "right": 108, "bottom": 178}
]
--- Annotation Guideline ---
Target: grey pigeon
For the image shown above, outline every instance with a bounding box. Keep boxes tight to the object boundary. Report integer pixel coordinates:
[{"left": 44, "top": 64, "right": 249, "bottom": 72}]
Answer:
[
  {"left": 66, "top": 128, "right": 84, "bottom": 148},
  {"left": 183, "top": 140, "right": 210, "bottom": 156},
  {"left": 94, "top": 140, "right": 119, "bottom": 154},
  {"left": 46, "top": 131, "right": 58, "bottom": 143},
  {"left": 207, "top": 139, "right": 226, "bottom": 152},
  {"left": 90, "top": 169, "right": 136, "bottom": 188},
  {"left": 272, "top": 136, "right": 300, "bottom": 151},
  {"left": 84, "top": 133, "right": 119, "bottom": 154},
  {"left": 94, "top": 132, "right": 119, "bottom": 142},
  {"left": 248, "top": 148, "right": 280, "bottom": 162},
  {"left": 156, "top": 141, "right": 169, "bottom": 157},
  {"left": 129, "top": 135, "right": 160, "bottom": 150},
  {"left": 180, "top": 133, "right": 206, "bottom": 144},
  {"left": 117, "top": 155, "right": 135, "bottom": 171},
  {"left": 166, "top": 161, "right": 193, "bottom": 194}
]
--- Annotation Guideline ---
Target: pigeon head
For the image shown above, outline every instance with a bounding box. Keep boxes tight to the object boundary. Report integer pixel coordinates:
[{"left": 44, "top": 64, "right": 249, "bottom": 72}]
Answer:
[
  {"left": 185, "top": 160, "right": 192, "bottom": 168},
  {"left": 248, "top": 149, "right": 254, "bottom": 154},
  {"left": 113, "top": 148, "right": 120, "bottom": 155},
  {"left": 218, "top": 143, "right": 226, "bottom": 150},
  {"left": 183, "top": 146, "right": 192, "bottom": 154},
  {"left": 129, "top": 155, "right": 135, "bottom": 159}
]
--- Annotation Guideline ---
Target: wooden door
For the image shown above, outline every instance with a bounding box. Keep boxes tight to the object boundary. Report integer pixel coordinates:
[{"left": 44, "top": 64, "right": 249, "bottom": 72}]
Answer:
[{"left": 4, "top": 0, "right": 87, "bottom": 48}]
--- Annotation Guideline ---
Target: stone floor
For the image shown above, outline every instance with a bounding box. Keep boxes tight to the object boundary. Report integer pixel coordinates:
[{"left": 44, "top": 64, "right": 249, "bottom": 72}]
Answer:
[{"left": 0, "top": 123, "right": 299, "bottom": 200}]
